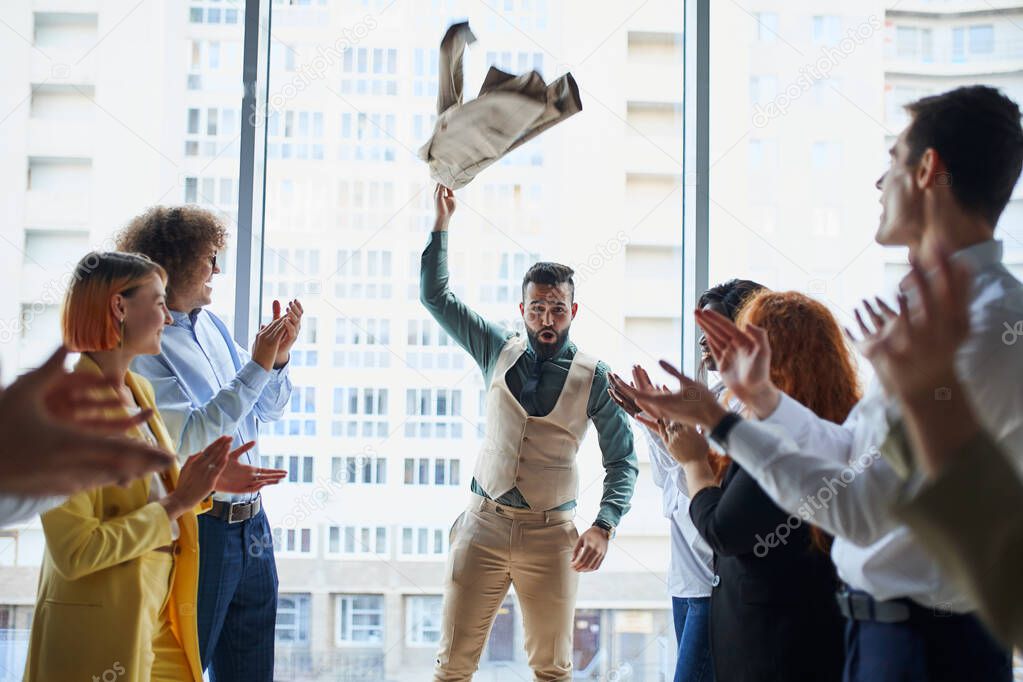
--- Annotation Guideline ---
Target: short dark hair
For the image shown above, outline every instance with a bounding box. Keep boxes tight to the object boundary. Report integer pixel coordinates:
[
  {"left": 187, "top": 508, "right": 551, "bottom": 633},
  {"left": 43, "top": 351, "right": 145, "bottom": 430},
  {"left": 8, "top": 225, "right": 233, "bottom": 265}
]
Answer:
[
  {"left": 522, "top": 262, "right": 575, "bottom": 301},
  {"left": 116, "top": 205, "right": 228, "bottom": 301},
  {"left": 904, "top": 85, "right": 1023, "bottom": 225},
  {"left": 698, "top": 278, "right": 766, "bottom": 321}
]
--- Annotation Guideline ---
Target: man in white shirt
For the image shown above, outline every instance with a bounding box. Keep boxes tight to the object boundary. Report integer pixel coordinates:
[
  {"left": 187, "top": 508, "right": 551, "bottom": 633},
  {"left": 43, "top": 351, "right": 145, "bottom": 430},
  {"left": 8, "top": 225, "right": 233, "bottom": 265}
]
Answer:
[{"left": 627, "top": 85, "right": 1023, "bottom": 682}]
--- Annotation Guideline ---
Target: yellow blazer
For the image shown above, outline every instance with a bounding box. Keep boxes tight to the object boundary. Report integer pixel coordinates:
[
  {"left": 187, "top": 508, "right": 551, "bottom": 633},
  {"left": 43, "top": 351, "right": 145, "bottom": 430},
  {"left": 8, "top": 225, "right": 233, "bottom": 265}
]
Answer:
[{"left": 25, "top": 356, "right": 209, "bottom": 682}]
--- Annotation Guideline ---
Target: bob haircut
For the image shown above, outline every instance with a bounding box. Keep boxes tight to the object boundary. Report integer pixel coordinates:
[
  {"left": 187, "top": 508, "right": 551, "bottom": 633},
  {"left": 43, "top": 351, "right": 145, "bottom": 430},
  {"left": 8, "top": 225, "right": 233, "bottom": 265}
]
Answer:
[{"left": 61, "top": 251, "right": 167, "bottom": 352}]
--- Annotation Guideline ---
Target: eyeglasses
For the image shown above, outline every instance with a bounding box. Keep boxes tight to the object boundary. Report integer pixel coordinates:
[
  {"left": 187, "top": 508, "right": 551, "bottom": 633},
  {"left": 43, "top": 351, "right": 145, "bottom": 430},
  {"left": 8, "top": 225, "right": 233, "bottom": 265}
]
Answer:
[{"left": 210, "top": 252, "right": 218, "bottom": 270}]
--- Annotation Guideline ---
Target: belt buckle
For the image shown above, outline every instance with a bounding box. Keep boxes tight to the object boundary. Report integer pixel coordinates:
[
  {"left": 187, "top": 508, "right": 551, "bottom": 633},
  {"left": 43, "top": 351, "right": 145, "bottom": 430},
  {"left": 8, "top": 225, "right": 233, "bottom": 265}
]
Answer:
[
  {"left": 851, "top": 595, "right": 872, "bottom": 621},
  {"left": 227, "top": 501, "right": 243, "bottom": 524},
  {"left": 835, "top": 590, "right": 850, "bottom": 612}
]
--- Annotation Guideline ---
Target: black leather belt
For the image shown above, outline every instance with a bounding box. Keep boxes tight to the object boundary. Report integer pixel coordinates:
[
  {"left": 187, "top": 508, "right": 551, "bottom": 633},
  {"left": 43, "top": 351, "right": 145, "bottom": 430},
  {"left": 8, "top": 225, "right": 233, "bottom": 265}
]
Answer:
[
  {"left": 208, "top": 495, "right": 262, "bottom": 524},
  {"left": 835, "top": 588, "right": 911, "bottom": 623}
]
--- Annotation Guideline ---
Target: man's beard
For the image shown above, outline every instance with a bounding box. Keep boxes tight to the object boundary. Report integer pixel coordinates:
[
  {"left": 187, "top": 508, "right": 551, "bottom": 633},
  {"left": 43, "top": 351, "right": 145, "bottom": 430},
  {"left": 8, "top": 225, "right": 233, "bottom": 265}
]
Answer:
[{"left": 527, "top": 327, "right": 569, "bottom": 359}]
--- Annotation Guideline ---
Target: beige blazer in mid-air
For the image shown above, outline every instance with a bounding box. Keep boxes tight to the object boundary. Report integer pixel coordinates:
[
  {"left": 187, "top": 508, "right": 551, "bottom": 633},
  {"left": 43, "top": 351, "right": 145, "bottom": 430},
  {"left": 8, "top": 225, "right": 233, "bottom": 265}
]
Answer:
[{"left": 417, "top": 21, "right": 583, "bottom": 190}]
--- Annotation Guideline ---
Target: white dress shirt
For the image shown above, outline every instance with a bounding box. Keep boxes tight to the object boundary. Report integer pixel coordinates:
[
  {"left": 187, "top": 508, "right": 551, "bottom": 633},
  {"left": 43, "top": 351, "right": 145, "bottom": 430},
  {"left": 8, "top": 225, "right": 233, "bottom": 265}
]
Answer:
[
  {"left": 723, "top": 239, "right": 1023, "bottom": 611},
  {"left": 642, "top": 426, "right": 715, "bottom": 598},
  {"left": 0, "top": 495, "right": 64, "bottom": 528}
]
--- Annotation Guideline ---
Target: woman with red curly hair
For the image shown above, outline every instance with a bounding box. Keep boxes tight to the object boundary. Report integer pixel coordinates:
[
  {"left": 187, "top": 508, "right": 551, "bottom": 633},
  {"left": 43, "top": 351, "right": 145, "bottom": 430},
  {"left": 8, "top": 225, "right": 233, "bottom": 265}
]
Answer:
[{"left": 624, "top": 290, "right": 858, "bottom": 681}]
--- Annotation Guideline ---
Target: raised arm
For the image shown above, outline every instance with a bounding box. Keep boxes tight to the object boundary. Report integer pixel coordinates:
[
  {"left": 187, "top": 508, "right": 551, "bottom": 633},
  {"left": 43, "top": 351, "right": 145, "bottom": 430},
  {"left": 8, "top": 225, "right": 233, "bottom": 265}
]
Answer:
[{"left": 420, "top": 184, "right": 510, "bottom": 379}]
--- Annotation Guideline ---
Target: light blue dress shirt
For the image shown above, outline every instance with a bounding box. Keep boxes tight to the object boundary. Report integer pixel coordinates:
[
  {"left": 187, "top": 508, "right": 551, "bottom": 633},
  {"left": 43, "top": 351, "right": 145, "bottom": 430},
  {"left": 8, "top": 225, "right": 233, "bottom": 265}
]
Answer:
[{"left": 131, "top": 308, "right": 293, "bottom": 503}]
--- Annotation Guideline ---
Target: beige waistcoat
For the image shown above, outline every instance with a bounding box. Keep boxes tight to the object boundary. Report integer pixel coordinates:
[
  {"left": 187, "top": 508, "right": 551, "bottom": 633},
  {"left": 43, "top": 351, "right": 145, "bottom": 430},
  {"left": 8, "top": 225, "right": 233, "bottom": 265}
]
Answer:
[{"left": 474, "top": 335, "right": 598, "bottom": 510}]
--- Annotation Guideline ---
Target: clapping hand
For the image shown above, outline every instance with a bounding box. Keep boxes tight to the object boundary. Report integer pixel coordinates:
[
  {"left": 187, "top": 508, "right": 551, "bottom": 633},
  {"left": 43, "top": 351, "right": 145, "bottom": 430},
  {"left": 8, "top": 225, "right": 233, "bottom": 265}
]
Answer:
[
  {"left": 695, "top": 308, "right": 780, "bottom": 418},
  {"left": 610, "top": 361, "right": 726, "bottom": 429},
  {"left": 272, "top": 299, "right": 303, "bottom": 368},
  {"left": 0, "top": 347, "right": 174, "bottom": 495},
  {"left": 846, "top": 251, "right": 970, "bottom": 401}
]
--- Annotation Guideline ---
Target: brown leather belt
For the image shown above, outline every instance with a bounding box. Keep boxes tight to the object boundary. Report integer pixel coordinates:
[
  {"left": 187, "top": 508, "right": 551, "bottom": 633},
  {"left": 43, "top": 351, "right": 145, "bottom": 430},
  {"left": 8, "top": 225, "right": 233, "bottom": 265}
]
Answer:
[{"left": 208, "top": 495, "right": 262, "bottom": 524}]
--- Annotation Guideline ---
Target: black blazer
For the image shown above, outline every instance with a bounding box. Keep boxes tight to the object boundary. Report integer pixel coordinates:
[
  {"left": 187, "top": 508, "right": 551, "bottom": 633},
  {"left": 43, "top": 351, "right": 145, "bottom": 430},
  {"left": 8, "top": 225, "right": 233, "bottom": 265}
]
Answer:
[{"left": 689, "top": 461, "right": 844, "bottom": 682}]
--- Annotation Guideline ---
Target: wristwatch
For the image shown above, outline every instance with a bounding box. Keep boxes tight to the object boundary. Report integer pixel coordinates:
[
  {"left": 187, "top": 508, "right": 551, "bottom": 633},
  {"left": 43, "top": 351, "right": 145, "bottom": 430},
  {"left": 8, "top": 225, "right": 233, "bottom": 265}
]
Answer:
[
  {"left": 592, "top": 520, "right": 616, "bottom": 539},
  {"left": 709, "top": 412, "right": 743, "bottom": 450}
]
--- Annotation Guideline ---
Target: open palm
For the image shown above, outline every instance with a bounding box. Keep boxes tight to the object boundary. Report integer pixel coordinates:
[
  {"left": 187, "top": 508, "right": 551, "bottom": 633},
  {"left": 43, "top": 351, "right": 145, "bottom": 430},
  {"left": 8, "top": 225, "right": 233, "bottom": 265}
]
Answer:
[
  {"left": 696, "top": 308, "right": 772, "bottom": 404},
  {"left": 848, "top": 255, "right": 970, "bottom": 399}
]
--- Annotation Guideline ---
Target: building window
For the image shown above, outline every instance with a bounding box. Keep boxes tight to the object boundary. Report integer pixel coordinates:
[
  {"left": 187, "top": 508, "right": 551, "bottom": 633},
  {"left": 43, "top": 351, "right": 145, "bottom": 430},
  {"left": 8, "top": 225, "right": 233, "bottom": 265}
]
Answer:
[
  {"left": 754, "top": 12, "right": 778, "bottom": 43},
  {"left": 400, "top": 527, "right": 448, "bottom": 557},
  {"left": 336, "top": 595, "right": 384, "bottom": 645},
  {"left": 262, "top": 248, "right": 321, "bottom": 302},
  {"left": 328, "top": 525, "right": 388, "bottom": 556},
  {"left": 412, "top": 48, "right": 439, "bottom": 97},
  {"left": 952, "top": 24, "right": 995, "bottom": 62},
  {"left": 479, "top": 250, "right": 540, "bottom": 302},
  {"left": 341, "top": 47, "right": 398, "bottom": 96},
  {"left": 287, "top": 316, "right": 319, "bottom": 367},
  {"left": 272, "top": 386, "right": 317, "bottom": 436},
  {"left": 332, "top": 387, "right": 389, "bottom": 438},
  {"left": 331, "top": 455, "right": 387, "bottom": 485},
  {"left": 406, "top": 595, "right": 443, "bottom": 646},
  {"left": 405, "top": 389, "right": 463, "bottom": 438},
  {"left": 811, "top": 15, "right": 841, "bottom": 46},
  {"left": 184, "top": 106, "right": 239, "bottom": 157},
  {"left": 333, "top": 317, "right": 391, "bottom": 367},
  {"left": 272, "top": 527, "right": 314, "bottom": 556},
  {"left": 748, "top": 138, "right": 779, "bottom": 170},
  {"left": 895, "top": 25, "right": 933, "bottom": 62},
  {"left": 336, "top": 179, "right": 397, "bottom": 229},
  {"left": 275, "top": 593, "right": 311, "bottom": 645},
  {"left": 334, "top": 249, "right": 393, "bottom": 299},
  {"left": 268, "top": 109, "right": 325, "bottom": 160},
  {"left": 189, "top": 1, "right": 241, "bottom": 24},
  {"left": 183, "top": 175, "right": 237, "bottom": 210},
  {"left": 402, "top": 457, "right": 460, "bottom": 486},
  {"left": 406, "top": 319, "right": 465, "bottom": 370},
  {"left": 261, "top": 455, "right": 314, "bottom": 483},
  {"left": 338, "top": 113, "right": 396, "bottom": 162}
]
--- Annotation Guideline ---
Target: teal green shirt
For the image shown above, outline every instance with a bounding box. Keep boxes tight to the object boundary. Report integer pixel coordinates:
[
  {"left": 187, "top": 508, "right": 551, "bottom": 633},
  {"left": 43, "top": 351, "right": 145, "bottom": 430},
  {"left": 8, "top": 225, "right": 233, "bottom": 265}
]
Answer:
[{"left": 420, "top": 231, "right": 638, "bottom": 528}]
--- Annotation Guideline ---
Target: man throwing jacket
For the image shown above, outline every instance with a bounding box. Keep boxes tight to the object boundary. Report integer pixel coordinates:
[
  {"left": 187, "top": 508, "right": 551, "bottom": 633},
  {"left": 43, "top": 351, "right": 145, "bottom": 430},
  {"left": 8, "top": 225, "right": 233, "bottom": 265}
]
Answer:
[{"left": 421, "top": 184, "right": 638, "bottom": 681}]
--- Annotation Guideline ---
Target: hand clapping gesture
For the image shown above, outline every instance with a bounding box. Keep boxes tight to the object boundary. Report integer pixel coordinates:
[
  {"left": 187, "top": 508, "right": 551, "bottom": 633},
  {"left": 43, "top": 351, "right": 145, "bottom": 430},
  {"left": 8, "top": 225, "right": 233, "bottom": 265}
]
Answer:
[
  {"left": 0, "top": 347, "right": 174, "bottom": 496},
  {"left": 846, "top": 252, "right": 970, "bottom": 401}
]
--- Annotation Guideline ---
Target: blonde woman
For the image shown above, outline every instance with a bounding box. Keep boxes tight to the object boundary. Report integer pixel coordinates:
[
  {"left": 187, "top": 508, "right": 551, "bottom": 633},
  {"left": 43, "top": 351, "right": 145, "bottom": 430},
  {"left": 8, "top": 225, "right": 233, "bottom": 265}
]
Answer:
[{"left": 25, "top": 251, "right": 285, "bottom": 682}]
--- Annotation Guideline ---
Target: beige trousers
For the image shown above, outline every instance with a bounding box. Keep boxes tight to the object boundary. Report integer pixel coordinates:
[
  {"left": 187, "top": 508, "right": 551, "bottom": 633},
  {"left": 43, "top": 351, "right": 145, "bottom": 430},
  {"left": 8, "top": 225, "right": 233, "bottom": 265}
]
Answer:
[{"left": 434, "top": 495, "right": 580, "bottom": 682}]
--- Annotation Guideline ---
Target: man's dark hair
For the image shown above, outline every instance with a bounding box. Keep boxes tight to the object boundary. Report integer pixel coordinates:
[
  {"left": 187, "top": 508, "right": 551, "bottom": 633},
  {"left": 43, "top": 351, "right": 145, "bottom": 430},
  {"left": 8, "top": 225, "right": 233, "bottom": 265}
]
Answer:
[
  {"left": 904, "top": 85, "right": 1023, "bottom": 225},
  {"left": 698, "top": 278, "right": 766, "bottom": 322},
  {"left": 522, "top": 262, "right": 575, "bottom": 301}
]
